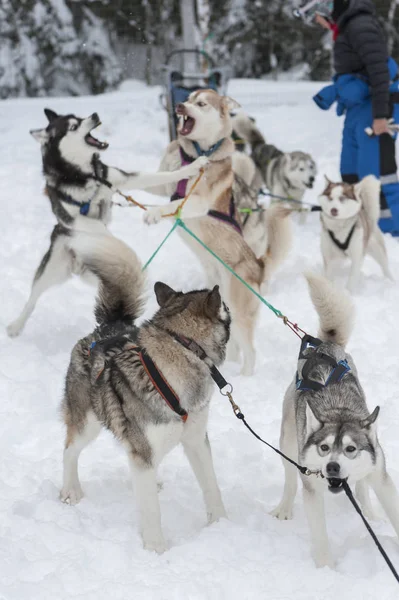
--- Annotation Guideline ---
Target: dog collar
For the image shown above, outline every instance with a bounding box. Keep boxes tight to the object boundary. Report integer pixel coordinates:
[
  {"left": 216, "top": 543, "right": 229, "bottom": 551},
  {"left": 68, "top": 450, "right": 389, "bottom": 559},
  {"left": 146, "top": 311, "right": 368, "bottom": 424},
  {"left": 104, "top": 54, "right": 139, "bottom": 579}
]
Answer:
[
  {"left": 192, "top": 138, "right": 225, "bottom": 157},
  {"left": 296, "top": 334, "right": 350, "bottom": 392}
]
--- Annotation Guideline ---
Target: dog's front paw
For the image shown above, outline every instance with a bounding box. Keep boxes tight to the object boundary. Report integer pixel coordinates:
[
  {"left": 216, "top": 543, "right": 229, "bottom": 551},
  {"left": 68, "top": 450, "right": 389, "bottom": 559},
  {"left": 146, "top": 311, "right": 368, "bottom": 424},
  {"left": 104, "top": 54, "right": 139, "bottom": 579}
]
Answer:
[
  {"left": 207, "top": 505, "right": 227, "bottom": 524},
  {"left": 314, "top": 552, "right": 335, "bottom": 569},
  {"left": 185, "top": 156, "right": 209, "bottom": 176},
  {"left": 7, "top": 319, "right": 24, "bottom": 338},
  {"left": 270, "top": 503, "right": 293, "bottom": 521},
  {"left": 142, "top": 535, "right": 167, "bottom": 554},
  {"left": 60, "top": 485, "right": 83, "bottom": 505},
  {"left": 144, "top": 207, "right": 163, "bottom": 225}
]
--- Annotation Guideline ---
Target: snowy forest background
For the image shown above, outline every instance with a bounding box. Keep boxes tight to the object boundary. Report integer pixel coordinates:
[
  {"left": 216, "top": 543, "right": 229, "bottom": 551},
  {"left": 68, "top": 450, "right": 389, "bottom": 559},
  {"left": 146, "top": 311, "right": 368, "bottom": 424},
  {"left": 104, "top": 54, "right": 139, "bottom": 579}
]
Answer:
[{"left": 1, "top": 0, "right": 399, "bottom": 99}]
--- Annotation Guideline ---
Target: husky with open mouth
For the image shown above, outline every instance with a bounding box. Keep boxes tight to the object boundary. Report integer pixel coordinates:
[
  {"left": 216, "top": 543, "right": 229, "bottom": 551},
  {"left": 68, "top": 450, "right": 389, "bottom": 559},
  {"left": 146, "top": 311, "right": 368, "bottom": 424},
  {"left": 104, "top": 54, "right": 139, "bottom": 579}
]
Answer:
[
  {"left": 7, "top": 109, "right": 206, "bottom": 337},
  {"left": 142, "top": 90, "right": 291, "bottom": 376},
  {"left": 319, "top": 174, "right": 393, "bottom": 292},
  {"left": 272, "top": 272, "right": 399, "bottom": 568}
]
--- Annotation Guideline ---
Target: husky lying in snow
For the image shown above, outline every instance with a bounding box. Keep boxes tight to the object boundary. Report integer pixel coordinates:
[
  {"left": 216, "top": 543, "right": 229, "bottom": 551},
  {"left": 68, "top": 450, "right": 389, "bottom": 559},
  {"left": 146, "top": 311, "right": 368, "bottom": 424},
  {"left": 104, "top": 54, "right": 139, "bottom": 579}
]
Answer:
[
  {"left": 231, "top": 112, "right": 317, "bottom": 204},
  {"left": 319, "top": 175, "right": 393, "bottom": 292},
  {"left": 272, "top": 273, "right": 399, "bottom": 568},
  {"left": 143, "top": 89, "right": 292, "bottom": 376},
  {"left": 60, "top": 227, "right": 229, "bottom": 553},
  {"left": 7, "top": 108, "right": 206, "bottom": 337}
]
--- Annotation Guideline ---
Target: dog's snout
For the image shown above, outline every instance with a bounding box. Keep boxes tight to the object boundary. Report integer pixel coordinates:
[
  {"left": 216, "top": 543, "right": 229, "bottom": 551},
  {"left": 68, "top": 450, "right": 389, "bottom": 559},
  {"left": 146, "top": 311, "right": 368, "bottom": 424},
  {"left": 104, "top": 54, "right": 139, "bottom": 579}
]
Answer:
[
  {"left": 91, "top": 112, "right": 100, "bottom": 123},
  {"left": 309, "top": 176, "right": 315, "bottom": 183},
  {"left": 175, "top": 103, "right": 185, "bottom": 115},
  {"left": 330, "top": 208, "right": 338, "bottom": 217},
  {"left": 326, "top": 462, "right": 341, "bottom": 477}
]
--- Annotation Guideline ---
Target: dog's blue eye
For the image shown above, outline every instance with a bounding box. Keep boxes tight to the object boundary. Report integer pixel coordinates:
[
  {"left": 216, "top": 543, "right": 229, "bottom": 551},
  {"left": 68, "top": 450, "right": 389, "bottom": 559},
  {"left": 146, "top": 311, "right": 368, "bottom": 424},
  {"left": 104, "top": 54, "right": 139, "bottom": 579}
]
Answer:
[{"left": 346, "top": 445, "right": 356, "bottom": 453}]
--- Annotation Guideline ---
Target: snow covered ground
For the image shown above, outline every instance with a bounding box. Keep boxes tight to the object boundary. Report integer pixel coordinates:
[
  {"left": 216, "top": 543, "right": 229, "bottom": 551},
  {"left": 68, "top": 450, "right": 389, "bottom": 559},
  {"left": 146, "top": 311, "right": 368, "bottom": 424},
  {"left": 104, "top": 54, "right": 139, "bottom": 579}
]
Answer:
[{"left": 1, "top": 79, "right": 399, "bottom": 600}]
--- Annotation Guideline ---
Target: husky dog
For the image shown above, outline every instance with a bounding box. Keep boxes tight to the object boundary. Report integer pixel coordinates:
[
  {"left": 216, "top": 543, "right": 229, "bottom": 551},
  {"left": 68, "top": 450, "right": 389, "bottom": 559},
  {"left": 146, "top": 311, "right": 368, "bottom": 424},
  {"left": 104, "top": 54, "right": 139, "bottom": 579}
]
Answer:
[
  {"left": 231, "top": 112, "right": 317, "bottom": 204},
  {"left": 319, "top": 175, "right": 393, "bottom": 292},
  {"left": 7, "top": 108, "right": 206, "bottom": 337},
  {"left": 143, "top": 89, "right": 291, "bottom": 376},
  {"left": 272, "top": 273, "right": 399, "bottom": 568},
  {"left": 60, "top": 228, "right": 230, "bottom": 553}
]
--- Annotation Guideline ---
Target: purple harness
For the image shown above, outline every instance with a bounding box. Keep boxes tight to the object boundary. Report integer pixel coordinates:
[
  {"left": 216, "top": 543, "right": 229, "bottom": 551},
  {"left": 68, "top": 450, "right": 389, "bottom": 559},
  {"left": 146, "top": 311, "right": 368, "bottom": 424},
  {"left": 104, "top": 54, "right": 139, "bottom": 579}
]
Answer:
[{"left": 171, "top": 146, "right": 242, "bottom": 235}]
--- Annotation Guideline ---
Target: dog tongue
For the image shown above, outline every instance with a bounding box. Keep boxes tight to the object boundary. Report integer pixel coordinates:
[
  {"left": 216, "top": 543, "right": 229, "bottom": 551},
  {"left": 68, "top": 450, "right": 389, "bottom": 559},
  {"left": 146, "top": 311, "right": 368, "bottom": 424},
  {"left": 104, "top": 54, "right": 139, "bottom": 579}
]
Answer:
[
  {"left": 181, "top": 116, "right": 195, "bottom": 136},
  {"left": 86, "top": 133, "right": 108, "bottom": 149}
]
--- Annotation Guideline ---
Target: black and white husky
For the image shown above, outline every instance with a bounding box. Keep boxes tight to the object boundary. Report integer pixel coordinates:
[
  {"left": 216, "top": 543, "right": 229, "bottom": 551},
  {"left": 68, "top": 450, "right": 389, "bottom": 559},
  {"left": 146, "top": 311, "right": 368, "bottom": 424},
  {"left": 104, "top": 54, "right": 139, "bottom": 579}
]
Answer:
[
  {"left": 272, "top": 273, "right": 399, "bottom": 568},
  {"left": 7, "top": 109, "right": 206, "bottom": 337}
]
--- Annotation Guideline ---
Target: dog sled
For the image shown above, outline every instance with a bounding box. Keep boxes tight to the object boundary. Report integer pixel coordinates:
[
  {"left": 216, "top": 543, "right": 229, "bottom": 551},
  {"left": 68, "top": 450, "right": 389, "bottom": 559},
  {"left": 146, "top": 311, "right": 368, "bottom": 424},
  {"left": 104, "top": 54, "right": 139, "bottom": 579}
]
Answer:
[{"left": 160, "top": 49, "right": 229, "bottom": 141}]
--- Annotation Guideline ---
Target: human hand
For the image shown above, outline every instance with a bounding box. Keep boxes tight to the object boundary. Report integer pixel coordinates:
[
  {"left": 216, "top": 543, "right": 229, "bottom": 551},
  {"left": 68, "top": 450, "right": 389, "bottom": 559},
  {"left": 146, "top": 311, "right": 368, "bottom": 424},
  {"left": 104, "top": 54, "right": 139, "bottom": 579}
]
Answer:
[{"left": 372, "top": 118, "right": 390, "bottom": 136}]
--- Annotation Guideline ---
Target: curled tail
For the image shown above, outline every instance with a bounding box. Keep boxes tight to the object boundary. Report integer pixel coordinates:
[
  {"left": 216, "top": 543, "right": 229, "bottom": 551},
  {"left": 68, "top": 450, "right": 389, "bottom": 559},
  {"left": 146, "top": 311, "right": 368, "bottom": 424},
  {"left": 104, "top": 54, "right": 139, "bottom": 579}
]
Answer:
[
  {"left": 261, "top": 205, "right": 292, "bottom": 285},
  {"left": 355, "top": 175, "right": 381, "bottom": 242},
  {"left": 231, "top": 113, "right": 265, "bottom": 150},
  {"left": 305, "top": 272, "right": 354, "bottom": 348},
  {"left": 68, "top": 231, "right": 146, "bottom": 325}
]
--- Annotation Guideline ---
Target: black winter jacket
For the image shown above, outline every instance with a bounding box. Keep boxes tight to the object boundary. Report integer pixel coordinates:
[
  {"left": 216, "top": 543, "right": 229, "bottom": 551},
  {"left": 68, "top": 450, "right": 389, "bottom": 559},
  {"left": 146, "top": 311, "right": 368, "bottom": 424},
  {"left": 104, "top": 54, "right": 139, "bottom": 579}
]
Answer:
[{"left": 333, "top": 0, "right": 390, "bottom": 119}]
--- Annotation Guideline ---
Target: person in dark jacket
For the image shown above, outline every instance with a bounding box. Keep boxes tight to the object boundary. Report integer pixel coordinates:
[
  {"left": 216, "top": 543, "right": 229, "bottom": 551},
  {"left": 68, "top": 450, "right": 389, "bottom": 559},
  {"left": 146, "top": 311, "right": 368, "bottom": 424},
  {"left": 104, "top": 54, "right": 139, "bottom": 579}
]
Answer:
[{"left": 298, "top": 0, "right": 399, "bottom": 235}]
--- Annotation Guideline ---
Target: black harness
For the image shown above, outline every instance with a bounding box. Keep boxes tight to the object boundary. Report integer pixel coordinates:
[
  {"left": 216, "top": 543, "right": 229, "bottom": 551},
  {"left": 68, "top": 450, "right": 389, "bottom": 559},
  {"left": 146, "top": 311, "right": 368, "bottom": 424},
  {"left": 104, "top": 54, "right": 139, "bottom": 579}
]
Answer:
[
  {"left": 327, "top": 224, "right": 357, "bottom": 252},
  {"left": 296, "top": 334, "right": 351, "bottom": 392},
  {"left": 89, "top": 330, "right": 229, "bottom": 423}
]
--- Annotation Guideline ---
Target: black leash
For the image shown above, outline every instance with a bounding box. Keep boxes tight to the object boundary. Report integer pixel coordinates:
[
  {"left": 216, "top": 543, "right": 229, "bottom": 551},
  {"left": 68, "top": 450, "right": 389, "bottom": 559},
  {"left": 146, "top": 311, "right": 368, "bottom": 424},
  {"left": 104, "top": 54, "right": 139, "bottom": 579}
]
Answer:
[
  {"left": 170, "top": 329, "right": 399, "bottom": 584},
  {"left": 342, "top": 480, "right": 399, "bottom": 584}
]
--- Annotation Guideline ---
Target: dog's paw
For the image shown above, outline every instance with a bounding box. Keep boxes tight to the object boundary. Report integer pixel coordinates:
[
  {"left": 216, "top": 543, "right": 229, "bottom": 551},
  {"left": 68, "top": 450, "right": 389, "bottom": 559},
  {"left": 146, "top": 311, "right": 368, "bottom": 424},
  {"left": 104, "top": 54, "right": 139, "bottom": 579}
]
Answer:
[
  {"left": 314, "top": 552, "right": 335, "bottom": 569},
  {"left": 270, "top": 503, "right": 293, "bottom": 521},
  {"left": 185, "top": 155, "right": 209, "bottom": 176},
  {"left": 207, "top": 505, "right": 227, "bottom": 524},
  {"left": 142, "top": 536, "right": 167, "bottom": 554},
  {"left": 143, "top": 208, "right": 163, "bottom": 225},
  {"left": 60, "top": 485, "right": 84, "bottom": 505},
  {"left": 7, "top": 319, "right": 24, "bottom": 338}
]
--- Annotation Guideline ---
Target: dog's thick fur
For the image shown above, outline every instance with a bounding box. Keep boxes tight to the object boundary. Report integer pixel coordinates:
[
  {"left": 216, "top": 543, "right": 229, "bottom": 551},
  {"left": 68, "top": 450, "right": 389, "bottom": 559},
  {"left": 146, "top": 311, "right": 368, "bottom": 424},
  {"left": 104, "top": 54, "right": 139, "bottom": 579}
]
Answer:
[
  {"left": 319, "top": 175, "right": 393, "bottom": 292},
  {"left": 272, "top": 273, "right": 399, "bottom": 568},
  {"left": 231, "top": 112, "right": 317, "bottom": 203},
  {"left": 61, "top": 229, "right": 230, "bottom": 553},
  {"left": 143, "top": 90, "right": 291, "bottom": 375},
  {"left": 7, "top": 109, "right": 206, "bottom": 337}
]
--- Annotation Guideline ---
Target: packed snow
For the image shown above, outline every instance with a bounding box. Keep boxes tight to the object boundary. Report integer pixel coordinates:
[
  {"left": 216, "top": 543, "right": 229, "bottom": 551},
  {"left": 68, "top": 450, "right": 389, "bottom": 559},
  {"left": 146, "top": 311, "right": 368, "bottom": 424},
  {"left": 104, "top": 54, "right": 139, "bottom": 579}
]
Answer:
[{"left": 1, "top": 78, "right": 399, "bottom": 600}]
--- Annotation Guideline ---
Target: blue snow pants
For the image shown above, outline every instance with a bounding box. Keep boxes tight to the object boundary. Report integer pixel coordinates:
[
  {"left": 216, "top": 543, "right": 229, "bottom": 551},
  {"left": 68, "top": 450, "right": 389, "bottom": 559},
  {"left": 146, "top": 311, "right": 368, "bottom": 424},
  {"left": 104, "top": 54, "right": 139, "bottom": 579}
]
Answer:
[{"left": 341, "top": 98, "right": 399, "bottom": 235}]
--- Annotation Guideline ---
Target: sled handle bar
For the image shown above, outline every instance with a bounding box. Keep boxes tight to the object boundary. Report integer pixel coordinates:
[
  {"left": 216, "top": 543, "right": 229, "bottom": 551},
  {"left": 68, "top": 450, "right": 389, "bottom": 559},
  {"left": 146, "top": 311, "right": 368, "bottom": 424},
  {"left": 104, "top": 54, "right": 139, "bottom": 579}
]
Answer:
[{"left": 165, "top": 49, "right": 216, "bottom": 68}]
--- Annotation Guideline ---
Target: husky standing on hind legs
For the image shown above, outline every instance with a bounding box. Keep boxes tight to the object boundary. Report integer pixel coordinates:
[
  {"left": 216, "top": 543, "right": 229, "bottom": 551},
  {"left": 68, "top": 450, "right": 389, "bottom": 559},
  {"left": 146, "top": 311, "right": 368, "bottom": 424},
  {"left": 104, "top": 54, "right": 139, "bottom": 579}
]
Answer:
[
  {"left": 272, "top": 272, "right": 399, "bottom": 568},
  {"left": 143, "top": 89, "right": 292, "bottom": 376},
  {"left": 60, "top": 229, "right": 230, "bottom": 552},
  {"left": 7, "top": 108, "right": 207, "bottom": 337}
]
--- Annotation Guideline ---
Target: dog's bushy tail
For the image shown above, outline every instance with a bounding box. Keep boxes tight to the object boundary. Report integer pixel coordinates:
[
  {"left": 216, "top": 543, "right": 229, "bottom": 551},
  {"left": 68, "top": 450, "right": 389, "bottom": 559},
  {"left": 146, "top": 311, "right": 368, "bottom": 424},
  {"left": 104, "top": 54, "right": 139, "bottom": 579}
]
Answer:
[
  {"left": 305, "top": 272, "right": 354, "bottom": 348},
  {"left": 231, "top": 113, "right": 265, "bottom": 150},
  {"left": 68, "top": 231, "right": 146, "bottom": 325},
  {"left": 355, "top": 175, "right": 381, "bottom": 237},
  {"left": 261, "top": 205, "right": 292, "bottom": 284}
]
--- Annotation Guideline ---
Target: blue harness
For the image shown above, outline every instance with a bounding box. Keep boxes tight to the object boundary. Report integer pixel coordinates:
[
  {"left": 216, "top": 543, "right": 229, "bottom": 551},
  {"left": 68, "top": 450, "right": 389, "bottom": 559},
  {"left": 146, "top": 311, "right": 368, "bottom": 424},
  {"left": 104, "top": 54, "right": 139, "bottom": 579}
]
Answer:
[{"left": 296, "top": 334, "right": 351, "bottom": 392}]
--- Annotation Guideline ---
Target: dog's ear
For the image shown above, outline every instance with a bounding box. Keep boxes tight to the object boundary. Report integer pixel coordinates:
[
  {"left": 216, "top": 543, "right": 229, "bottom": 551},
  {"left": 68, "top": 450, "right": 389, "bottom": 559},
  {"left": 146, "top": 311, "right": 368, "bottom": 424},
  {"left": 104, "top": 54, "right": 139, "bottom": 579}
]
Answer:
[
  {"left": 44, "top": 108, "right": 58, "bottom": 123},
  {"left": 221, "top": 96, "right": 241, "bottom": 114},
  {"left": 204, "top": 285, "right": 221, "bottom": 318},
  {"left": 306, "top": 401, "right": 322, "bottom": 436},
  {"left": 154, "top": 282, "right": 176, "bottom": 307},
  {"left": 30, "top": 128, "right": 48, "bottom": 145},
  {"left": 360, "top": 406, "right": 380, "bottom": 429},
  {"left": 324, "top": 175, "right": 332, "bottom": 184}
]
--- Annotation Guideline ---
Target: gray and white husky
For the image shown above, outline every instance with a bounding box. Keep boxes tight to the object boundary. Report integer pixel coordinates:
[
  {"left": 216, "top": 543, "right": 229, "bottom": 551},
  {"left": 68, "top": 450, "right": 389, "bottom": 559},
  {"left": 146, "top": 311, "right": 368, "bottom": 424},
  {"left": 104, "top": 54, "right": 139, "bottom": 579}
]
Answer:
[
  {"left": 319, "top": 175, "right": 393, "bottom": 293},
  {"left": 7, "top": 108, "right": 206, "bottom": 337},
  {"left": 272, "top": 272, "right": 399, "bottom": 568},
  {"left": 60, "top": 228, "right": 229, "bottom": 553},
  {"left": 231, "top": 112, "right": 317, "bottom": 204}
]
